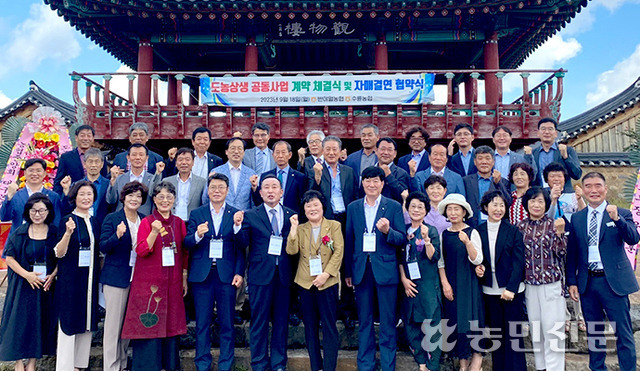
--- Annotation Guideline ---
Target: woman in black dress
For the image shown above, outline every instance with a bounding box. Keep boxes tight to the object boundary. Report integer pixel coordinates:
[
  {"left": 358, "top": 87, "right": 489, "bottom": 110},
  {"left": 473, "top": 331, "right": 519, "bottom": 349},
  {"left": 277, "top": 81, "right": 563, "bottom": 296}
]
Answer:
[
  {"left": 475, "top": 190, "right": 526, "bottom": 371},
  {"left": 54, "top": 180, "right": 100, "bottom": 371},
  {"left": 437, "top": 193, "right": 484, "bottom": 371},
  {"left": 0, "top": 193, "right": 58, "bottom": 371}
]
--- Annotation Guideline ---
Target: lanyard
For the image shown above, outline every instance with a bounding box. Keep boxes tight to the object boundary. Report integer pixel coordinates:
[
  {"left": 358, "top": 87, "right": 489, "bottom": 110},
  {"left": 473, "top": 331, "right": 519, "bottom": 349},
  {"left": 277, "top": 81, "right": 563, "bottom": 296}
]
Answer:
[{"left": 154, "top": 217, "right": 176, "bottom": 250}]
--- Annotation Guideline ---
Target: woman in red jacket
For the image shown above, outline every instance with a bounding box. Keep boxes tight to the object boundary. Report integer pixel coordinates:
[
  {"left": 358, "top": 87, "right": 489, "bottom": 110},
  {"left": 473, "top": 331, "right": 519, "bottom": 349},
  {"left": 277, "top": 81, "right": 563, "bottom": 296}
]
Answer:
[{"left": 121, "top": 181, "right": 188, "bottom": 371}]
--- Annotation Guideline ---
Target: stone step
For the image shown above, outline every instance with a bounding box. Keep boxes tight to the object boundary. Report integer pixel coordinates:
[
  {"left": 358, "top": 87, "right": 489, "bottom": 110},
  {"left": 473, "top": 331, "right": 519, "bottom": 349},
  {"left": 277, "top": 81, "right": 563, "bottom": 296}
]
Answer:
[{"left": 0, "top": 346, "right": 632, "bottom": 371}]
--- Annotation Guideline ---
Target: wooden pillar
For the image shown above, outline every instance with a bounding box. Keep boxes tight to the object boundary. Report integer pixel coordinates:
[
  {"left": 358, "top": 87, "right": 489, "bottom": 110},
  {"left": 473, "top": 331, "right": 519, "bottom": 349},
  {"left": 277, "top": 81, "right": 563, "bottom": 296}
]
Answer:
[
  {"left": 484, "top": 32, "right": 499, "bottom": 105},
  {"left": 375, "top": 35, "right": 388, "bottom": 70},
  {"left": 189, "top": 81, "right": 198, "bottom": 106},
  {"left": 137, "top": 39, "right": 153, "bottom": 105},
  {"left": 452, "top": 84, "right": 460, "bottom": 104},
  {"left": 245, "top": 37, "right": 258, "bottom": 72},
  {"left": 167, "top": 75, "right": 177, "bottom": 105},
  {"left": 464, "top": 74, "right": 474, "bottom": 104}
]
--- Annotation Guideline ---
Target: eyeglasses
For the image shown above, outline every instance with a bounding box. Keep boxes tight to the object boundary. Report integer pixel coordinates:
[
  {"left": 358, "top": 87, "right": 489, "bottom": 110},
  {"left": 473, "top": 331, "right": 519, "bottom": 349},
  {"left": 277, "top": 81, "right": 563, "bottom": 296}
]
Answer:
[
  {"left": 155, "top": 195, "right": 175, "bottom": 201},
  {"left": 208, "top": 186, "right": 228, "bottom": 191},
  {"left": 409, "top": 136, "right": 425, "bottom": 142},
  {"left": 29, "top": 208, "right": 49, "bottom": 215},
  {"left": 308, "top": 139, "right": 322, "bottom": 145}
]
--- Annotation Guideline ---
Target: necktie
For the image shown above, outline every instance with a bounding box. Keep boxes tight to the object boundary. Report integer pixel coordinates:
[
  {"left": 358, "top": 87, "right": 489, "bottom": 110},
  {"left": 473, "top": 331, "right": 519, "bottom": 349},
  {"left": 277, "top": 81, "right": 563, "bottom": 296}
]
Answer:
[
  {"left": 79, "top": 152, "right": 87, "bottom": 175},
  {"left": 278, "top": 170, "right": 284, "bottom": 188},
  {"left": 270, "top": 208, "right": 280, "bottom": 236},
  {"left": 588, "top": 210, "right": 600, "bottom": 271},
  {"left": 256, "top": 150, "right": 265, "bottom": 174},
  {"left": 316, "top": 157, "right": 322, "bottom": 164}
]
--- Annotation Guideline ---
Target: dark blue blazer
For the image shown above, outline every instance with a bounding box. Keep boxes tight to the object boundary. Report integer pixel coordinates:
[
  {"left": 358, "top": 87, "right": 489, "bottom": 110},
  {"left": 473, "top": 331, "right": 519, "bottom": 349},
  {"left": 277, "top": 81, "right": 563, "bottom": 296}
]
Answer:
[
  {"left": 532, "top": 144, "right": 582, "bottom": 193},
  {"left": 343, "top": 149, "right": 378, "bottom": 177},
  {"left": 410, "top": 167, "right": 466, "bottom": 197},
  {"left": 462, "top": 174, "right": 511, "bottom": 226},
  {"left": 253, "top": 167, "right": 308, "bottom": 213},
  {"left": 449, "top": 149, "right": 477, "bottom": 178},
  {"left": 240, "top": 204, "right": 295, "bottom": 286},
  {"left": 358, "top": 164, "right": 409, "bottom": 205},
  {"left": 99, "top": 209, "right": 144, "bottom": 288},
  {"left": 567, "top": 206, "right": 640, "bottom": 296},
  {"left": 165, "top": 151, "right": 223, "bottom": 178},
  {"left": 60, "top": 175, "right": 111, "bottom": 225},
  {"left": 297, "top": 156, "right": 317, "bottom": 179},
  {"left": 477, "top": 221, "right": 525, "bottom": 293},
  {"left": 0, "top": 188, "right": 62, "bottom": 237},
  {"left": 184, "top": 203, "right": 246, "bottom": 284},
  {"left": 397, "top": 152, "right": 430, "bottom": 175},
  {"left": 345, "top": 196, "right": 406, "bottom": 286},
  {"left": 113, "top": 149, "right": 164, "bottom": 175},
  {"left": 309, "top": 164, "right": 359, "bottom": 218},
  {"left": 53, "top": 149, "right": 108, "bottom": 194}
]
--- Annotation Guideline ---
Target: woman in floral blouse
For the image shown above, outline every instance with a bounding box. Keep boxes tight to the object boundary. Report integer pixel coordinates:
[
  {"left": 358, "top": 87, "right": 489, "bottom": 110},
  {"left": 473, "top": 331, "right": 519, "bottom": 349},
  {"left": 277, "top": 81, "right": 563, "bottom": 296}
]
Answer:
[
  {"left": 508, "top": 162, "right": 534, "bottom": 225},
  {"left": 516, "top": 186, "right": 567, "bottom": 371}
]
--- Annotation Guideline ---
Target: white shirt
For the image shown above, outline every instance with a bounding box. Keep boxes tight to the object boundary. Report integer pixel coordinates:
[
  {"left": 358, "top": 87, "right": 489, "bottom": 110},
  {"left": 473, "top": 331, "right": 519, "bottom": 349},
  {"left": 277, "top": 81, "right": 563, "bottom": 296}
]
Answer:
[
  {"left": 587, "top": 201, "right": 607, "bottom": 269},
  {"left": 126, "top": 215, "right": 141, "bottom": 250},
  {"left": 431, "top": 167, "right": 445, "bottom": 177},
  {"left": 193, "top": 202, "right": 240, "bottom": 245},
  {"left": 26, "top": 185, "right": 44, "bottom": 197},
  {"left": 364, "top": 195, "right": 382, "bottom": 233},
  {"left": 264, "top": 203, "right": 284, "bottom": 235},
  {"left": 483, "top": 221, "right": 526, "bottom": 295},
  {"left": 228, "top": 163, "right": 242, "bottom": 194},
  {"left": 129, "top": 170, "right": 145, "bottom": 183},
  {"left": 175, "top": 173, "right": 192, "bottom": 221},
  {"left": 193, "top": 152, "right": 209, "bottom": 179}
]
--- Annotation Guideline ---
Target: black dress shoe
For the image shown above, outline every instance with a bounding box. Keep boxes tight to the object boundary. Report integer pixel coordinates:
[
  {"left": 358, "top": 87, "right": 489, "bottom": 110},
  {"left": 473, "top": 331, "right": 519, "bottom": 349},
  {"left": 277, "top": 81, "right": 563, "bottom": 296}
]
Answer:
[
  {"left": 343, "top": 317, "right": 356, "bottom": 330},
  {"left": 289, "top": 314, "right": 301, "bottom": 326},
  {"left": 234, "top": 313, "right": 244, "bottom": 325}
]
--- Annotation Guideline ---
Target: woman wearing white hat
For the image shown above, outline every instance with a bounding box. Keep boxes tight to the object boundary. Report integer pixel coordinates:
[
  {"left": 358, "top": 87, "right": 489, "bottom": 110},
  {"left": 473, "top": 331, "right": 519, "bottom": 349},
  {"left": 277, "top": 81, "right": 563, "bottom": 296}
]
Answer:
[{"left": 437, "top": 193, "right": 484, "bottom": 371}]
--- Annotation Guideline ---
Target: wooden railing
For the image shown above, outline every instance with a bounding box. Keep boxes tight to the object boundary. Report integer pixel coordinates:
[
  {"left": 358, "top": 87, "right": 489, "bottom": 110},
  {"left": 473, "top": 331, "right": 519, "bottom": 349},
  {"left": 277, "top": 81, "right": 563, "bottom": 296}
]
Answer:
[{"left": 70, "top": 69, "right": 565, "bottom": 140}]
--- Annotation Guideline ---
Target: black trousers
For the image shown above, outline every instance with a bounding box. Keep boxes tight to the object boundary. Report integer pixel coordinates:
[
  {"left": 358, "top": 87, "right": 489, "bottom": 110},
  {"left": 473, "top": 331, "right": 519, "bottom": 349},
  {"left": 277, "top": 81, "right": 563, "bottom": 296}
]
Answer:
[
  {"left": 131, "top": 336, "right": 180, "bottom": 371},
  {"left": 483, "top": 292, "right": 527, "bottom": 371},
  {"left": 299, "top": 284, "right": 340, "bottom": 371}
]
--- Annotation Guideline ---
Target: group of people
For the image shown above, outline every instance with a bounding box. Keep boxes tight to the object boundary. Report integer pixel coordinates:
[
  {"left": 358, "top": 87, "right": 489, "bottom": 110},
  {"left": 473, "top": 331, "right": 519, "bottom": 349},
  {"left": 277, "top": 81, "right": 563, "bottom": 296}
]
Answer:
[{"left": 0, "top": 117, "right": 636, "bottom": 371}]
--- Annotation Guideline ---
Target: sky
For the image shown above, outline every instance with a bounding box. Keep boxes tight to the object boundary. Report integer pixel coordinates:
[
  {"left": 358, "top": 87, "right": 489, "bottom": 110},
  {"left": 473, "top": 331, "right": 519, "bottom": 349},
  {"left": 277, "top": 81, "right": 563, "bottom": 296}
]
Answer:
[{"left": 1, "top": 0, "right": 640, "bottom": 123}]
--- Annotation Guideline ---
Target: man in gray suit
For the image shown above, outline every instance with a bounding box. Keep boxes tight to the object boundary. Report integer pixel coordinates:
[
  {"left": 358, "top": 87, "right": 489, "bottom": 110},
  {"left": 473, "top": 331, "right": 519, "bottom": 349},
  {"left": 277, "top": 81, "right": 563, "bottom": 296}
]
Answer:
[
  {"left": 162, "top": 148, "right": 206, "bottom": 221},
  {"left": 106, "top": 143, "right": 163, "bottom": 216},
  {"left": 243, "top": 122, "right": 276, "bottom": 175},
  {"left": 492, "top": 125, "right": 537, "bottom": 181}
]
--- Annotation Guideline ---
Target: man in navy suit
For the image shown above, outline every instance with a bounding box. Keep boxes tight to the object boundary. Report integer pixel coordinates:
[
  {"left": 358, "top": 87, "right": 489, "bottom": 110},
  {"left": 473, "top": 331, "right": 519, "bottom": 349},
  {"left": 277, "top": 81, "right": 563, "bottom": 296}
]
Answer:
[
  {"left": 462, "top": 145, "right": 511, "bottom": 225},
  {"left": 241, "top": 175, "right": 295, "bottom": 371},
  {"left": 53, "top": 125, "right": 108, "bottom": 194},
  {"left": 296, "top": 130, "right": 325, "bottom": 179},
  {"left": 448, "top": 123, "right": 477, "bottom": 177},
  {"left": 345, "top": 166, "right": 406, "bottom": 371},
  {"left": 526, "top": 117, "right": 582, "bottom": 192},
  {"left": 343, "top": 123, "right": 379, "bottom": 178},
  {"left": 373, "top": 137, "right": 409, "bottom": 204},
  {"left": 243, "top": 122, "right": 276, "bottom": 175},
  {"left": 1, "top": 158, "right": 62, "bottom": 237},
  {"left": 60, "top": 148, "right": 111, "bottom": 224},
  {"left": 166, "top": 127, "right": 223, "bottom": 178},
  {"left": 112, "top": 122, "right": 164, "bottom": 175},
  {"left": 253, "top": 141, "right": 307, "bottom": 213},
  {"left": 410, "top": 143, "right": 465, "bottom": 196},
  {"left": 492, "top": 125, "right": 537, "bottom": 180},
  {"left": 397, "top": 126, "right": 430, "bottom": 175},
  {"left": 184, "top": 173, "right": 246, "bottom": 371},
  {"left": 567, "top": 172, "right": 639, "bottom": 371}
]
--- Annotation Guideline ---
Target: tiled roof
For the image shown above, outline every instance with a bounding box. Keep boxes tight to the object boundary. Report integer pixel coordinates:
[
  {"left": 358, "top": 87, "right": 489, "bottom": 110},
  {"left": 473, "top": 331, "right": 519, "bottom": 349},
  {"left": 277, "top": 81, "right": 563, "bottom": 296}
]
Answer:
[
  {"left": 577, "top": 152, "right": 632, "bottom": 167},
  {"left": 0, "top": 81, "right": 76, "bottom": 125},
  {"left": 559, "top": 77, "right": 640, "bottom": 140}
]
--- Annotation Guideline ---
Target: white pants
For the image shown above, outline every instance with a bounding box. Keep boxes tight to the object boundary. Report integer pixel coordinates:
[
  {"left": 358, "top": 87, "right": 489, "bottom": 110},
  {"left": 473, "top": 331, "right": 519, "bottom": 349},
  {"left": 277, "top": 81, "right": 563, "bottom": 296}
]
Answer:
[
  {"left": 525, "top": 281, "right": 566, "bottom": 371},
  {"left": 103, "top": 285, "right": 131, "bottom": 371},
  {"left": 56, "top": 326, "right": 92, "bottom": 370}
]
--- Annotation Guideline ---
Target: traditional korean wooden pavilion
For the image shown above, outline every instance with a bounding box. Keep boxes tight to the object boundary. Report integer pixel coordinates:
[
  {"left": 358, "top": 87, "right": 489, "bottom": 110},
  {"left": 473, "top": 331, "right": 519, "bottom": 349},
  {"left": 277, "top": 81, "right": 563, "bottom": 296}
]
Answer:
[{"left": 44, "top": 0, "right": 588, "bottom": 142}]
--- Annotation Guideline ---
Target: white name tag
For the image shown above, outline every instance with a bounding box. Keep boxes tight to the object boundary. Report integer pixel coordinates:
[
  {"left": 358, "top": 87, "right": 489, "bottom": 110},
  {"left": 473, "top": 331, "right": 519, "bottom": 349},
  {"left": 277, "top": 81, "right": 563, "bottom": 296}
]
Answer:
[
  {"left": 162, "top": 248, "right": 175, "bottom": 267},
  {"left": 78, "top": 249, "right": 91, "bottom": 267},
  {"left": 129, "top": 250, "right": 137, "bottom": 267},
  {"left": 606, "top": 221, "right": 615, "bottom": 227},
  {"left": 268, "top": 235, "right": 283, "bottom": 256},
  {"left": 33, "top": 264, "right": 47, "bottom": 278},
  {"left": 363, "top": 232, "right": 376, "bottom": 253},
  {"left": 407, "top": 262, "right": 421, "bottom": 280},
  {"left": 209, "top": 239, "right": 224, "bottom": 259},
  {"left": 309, "top": 256, "right": 323, "bottom": 276}
]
